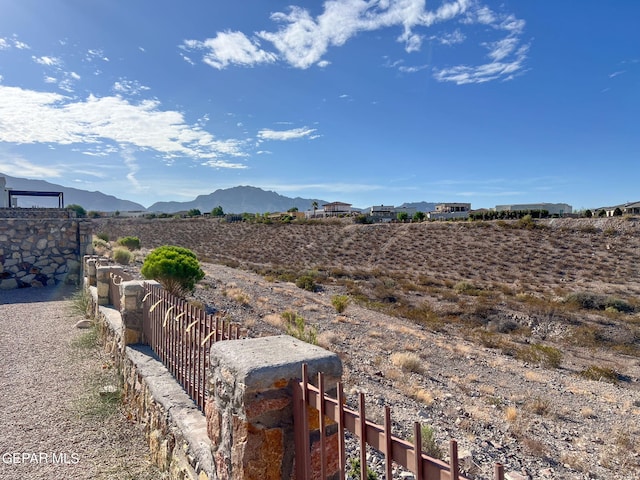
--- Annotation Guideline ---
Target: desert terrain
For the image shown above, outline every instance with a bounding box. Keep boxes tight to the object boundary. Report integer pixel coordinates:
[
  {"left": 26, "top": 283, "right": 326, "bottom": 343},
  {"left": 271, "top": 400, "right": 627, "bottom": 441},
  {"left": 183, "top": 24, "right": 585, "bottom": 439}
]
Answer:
[{"left": 95, "top": 215, "right": 640, "bottom": 480}]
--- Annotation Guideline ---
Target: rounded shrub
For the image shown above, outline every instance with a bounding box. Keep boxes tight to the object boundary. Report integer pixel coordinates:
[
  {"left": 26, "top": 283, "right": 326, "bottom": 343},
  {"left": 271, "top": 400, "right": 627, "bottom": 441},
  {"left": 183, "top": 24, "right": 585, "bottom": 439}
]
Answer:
[
  {"left": 112, "top": 247, "right": 133, "bottom": 265},
  {"left": 117, "top": 236, "right": 141, "bottom": 250},
  {"left": 141, "top": 245, "right": 205, "bottom": 298}
]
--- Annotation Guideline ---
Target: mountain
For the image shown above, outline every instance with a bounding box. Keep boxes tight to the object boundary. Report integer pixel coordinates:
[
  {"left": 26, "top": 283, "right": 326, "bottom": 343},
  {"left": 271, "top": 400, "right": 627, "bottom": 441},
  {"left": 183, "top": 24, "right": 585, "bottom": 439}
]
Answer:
[
  {"left": 399, "top": 201, "right": 437, "bottom": 212},
  {"left": 148, "top": 186, "right": 329, "bottom": 214},
  {"left": 0, "top": 173, "right": 146, "bottom": 212}
]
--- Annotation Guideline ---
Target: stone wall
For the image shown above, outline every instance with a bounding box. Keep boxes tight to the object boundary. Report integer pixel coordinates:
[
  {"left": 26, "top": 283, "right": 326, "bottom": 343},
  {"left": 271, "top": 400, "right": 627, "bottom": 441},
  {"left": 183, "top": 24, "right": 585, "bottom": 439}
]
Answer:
[
  {"left": 0, "top": 209, "right": 91, "bottom": 289},
  {"left": 86, "top": 260, "right": 343, "bottom": 480}
]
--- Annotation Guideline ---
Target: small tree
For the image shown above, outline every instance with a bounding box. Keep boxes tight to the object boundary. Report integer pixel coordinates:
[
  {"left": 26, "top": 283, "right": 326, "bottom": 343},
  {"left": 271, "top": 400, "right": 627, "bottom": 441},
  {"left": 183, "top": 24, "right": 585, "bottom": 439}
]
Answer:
[
  {"left": 211, "top": 205, "right": 224, "bottom": 217},
  {"left": 397, "top": 211, "right": 409, "bottom": 222},
  {"left": 613, "top": 207, "right": 623, "bottom": 217},
  {"left": 187, "top": 208, "right": 201, "bottom": 217},
  {"left": 584, "top": 209, "right": 592, "bottom": 218},
  {"left": 141, "top": 246, "right": 205, "bottom": 298},
  {"left": 413, "top": 211, "right": 426, "bottom": 222},
  {"left": 118, "top": 236, "right": 140, "bottom": 250},
  {"left": 66, "top": 204, "right": 87, "bottom": 218}
]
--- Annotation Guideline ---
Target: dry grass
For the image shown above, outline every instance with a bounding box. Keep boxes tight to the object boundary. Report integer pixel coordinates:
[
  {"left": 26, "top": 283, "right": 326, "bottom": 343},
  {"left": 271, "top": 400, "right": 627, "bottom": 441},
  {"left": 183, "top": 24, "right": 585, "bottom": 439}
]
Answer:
[{"left": 390, "top": 352, "right": 424, "bottom": 373}]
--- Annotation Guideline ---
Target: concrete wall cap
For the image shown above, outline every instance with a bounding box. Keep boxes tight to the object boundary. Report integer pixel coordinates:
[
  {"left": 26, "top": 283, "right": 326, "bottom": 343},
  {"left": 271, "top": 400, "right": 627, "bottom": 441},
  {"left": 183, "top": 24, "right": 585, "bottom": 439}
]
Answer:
[{"left": 211, "top": 335, "right": 342, "bottom": 390}]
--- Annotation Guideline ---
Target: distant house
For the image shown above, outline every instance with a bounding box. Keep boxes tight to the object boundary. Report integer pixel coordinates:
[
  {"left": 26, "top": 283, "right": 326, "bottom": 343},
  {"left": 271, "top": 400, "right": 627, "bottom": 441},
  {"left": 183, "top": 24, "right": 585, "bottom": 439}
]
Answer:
[
  {"left": 599, "top": 201, "right": 640, "bottom": 217},
  {"left": 367, "top": 205, "right": 417, "bottom": 222},
  {"left": 322, "top": 202, "right": 353, "bottom": 217},
  {"left": 428, "top": 202, "right": 471, "bottom": 220},
  {"left": 494, "top": 203, "right": 572, "bottom": 216}
]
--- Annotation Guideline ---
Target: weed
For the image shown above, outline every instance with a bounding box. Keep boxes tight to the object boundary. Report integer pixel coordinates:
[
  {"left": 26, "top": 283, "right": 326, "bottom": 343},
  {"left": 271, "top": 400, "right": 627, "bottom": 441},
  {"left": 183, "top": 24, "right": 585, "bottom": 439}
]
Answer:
[
  {"left": 579, "top": 365, "right": 620, "bottom": 383},
  {"left": 526, "top": 396, "right": 551, "bottom": 416},
  {"left": 347, "top": 457, "right": 378, "bottom": 480},
  {"left": 69, "top": 288, "right": 93, "bottom": 318},
  {"left": 282, "top": 311, "right": 318, "bottom": 345},
  {"left": 390, "top": 352, "right": 423, "bottom": 374},
  {"left": 410, "top": 424, "right": 443, "bottom": 459},
  {"left": 112, "top": 247, "right": 133, "bottom": 265},
  {"left": 296, "top": 274, "right": 319, "bottom": 292},
  {"left": 331, "top": 294, "right": 350, "bottom": 313},
  {"left": 517, "top": 343, "right": 563, "bottom": 368}
]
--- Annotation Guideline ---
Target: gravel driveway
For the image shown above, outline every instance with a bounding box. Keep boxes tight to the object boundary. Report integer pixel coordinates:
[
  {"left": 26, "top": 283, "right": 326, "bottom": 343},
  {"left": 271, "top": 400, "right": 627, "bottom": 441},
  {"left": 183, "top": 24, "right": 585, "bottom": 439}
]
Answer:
[{"left": 0, "top": 286, "right": 165, "bottom": 480}]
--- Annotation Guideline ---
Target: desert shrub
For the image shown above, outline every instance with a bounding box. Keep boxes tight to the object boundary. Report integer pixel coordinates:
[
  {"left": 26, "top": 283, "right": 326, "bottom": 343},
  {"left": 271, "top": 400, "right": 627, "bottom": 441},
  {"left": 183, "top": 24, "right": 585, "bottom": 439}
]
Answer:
[
  {"left": 96, "top": 232, "right": 109, "bottom": 242},
  {"left": 331, "top": 295, "right": 350, "bottom": 313},
  {"left": 568, "top": 325, "right": 604, "bottom": 347},
  {"left": 141, "top": 245, "right": 205, "bottom": 298},
  {"left": 296, "top": 274, "right": 318, "bottom": 292},
  {"left": 66, "top": 204, "right": 87, "bottom": 218},
  {"left": 347, "top": 458, "right": 378, "bottom": 480},
  {"left": 282, "top": 311, "right": 317, "bottom": 345},
  {"left": 410, "top": 425, "right": 443, "bottom": 460},
  {"left": 516, "top": 214, "right": 535, "bottom": 229},
  {"left": 517, "top": 343, "right": 563, "bottom": 368},
  {"left": 187, "top": 208, "right": 201, "bottom": 217},
  {"left": 565, "top": 292, "right": 633, "bottom": 313},
  {"left": 117, "top": 236, "right": 141, "bottom": 250},
  {"left": 454, "top": 281, "right": 480, "bottom": 295},
  {"left": 112, "top": 247, "right": 133, "bottom": 265},
  {"left": 390, "top": 352, "right": 423, "bottom": 373},
  {"left": 584, "top": 209, "right": 592, "bottom": 218},
  {"left": 579, "top": 365, "right": 619, "bottom": 383}
]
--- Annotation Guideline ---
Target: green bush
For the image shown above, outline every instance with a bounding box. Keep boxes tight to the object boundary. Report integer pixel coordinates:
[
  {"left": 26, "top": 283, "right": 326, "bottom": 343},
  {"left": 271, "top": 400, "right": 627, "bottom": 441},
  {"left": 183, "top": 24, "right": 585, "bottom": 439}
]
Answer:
[
  {"left": 117, "top": 236, "right": 141, "bottom": 250},
  {"left": 112, "top": 247, "right": 133, "bottom": 265},
  {"left": 282, "top": 311, "right": 317, "bottom": 345},
  {"left": 579, "top": 365, "right": 619, "bottom": 383},
  {"left": 141, "top": 245, "right": 205, "bottom": 298},
  {"left": 331, "top": 295, "right": 350, "bottom": 313},
  {"left": 518, "top": 343, "right": 563, "bottom": 368},
  {"left": 411, "top": 425, "right": 442, "bottom": 460},
  {"left": 296, "top": 274, "right": 318, "bottom": 292},
  {"left": 565, "top": 292, "right": 633, "bottom": 313},
  {"left": 96, "top": 232, "right": 109, "bottom": 242}
]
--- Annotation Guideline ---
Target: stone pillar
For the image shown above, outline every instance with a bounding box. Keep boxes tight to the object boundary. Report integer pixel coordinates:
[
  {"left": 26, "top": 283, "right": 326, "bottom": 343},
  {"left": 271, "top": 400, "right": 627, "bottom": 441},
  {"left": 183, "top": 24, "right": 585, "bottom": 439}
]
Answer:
[
  {"left": 96, "top": 265, "right": 122, "bottom": 306},
  {"left": 83, "top": 256, "right": 98, "bottom": 286},
  {"left": 207, "top": 335, "right": 342, "bottom": 480},
  {"left": 120, "top": 280, "right": 145, "bottom": 346}
]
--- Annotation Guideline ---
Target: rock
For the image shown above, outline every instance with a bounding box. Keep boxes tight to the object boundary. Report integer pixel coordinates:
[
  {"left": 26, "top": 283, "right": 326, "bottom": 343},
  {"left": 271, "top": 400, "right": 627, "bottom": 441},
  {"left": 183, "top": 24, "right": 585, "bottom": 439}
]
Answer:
[
  {"left": 505, "top": 472, "right": 529, "bottom": 480},
  {"left": 75, "top": 319, "right": 93, "bottom": 329},
  {"left": 99, "top": 385, "right": 119, "bottom": 397}
]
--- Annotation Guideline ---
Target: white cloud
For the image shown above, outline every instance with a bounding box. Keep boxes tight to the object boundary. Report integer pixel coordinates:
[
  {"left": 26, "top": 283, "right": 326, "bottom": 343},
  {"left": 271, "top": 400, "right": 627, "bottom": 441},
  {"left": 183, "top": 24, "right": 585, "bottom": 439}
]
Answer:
[
  {"left": 183, "top": 0, "right": 526, "bottom": 85},
  {"left": 0, "top": 86, "right": 247, "bottom": 165},
  {"left": 113, "top": 79, "right": 150, "bottom": 96},
  {"left": 182, "top": 31, "right": 277, "bottom": 70},
  {"left": 0, "top": 36, "right": 30, "bottom": 50},
  {"left": 431, "top": 29, "right": 466, "bottom": 46},
  {"left": 0, "top": 156, "right": 62, "bottom": 178},
  {"left": 434, "top": 43, "right": 529, "bottom": 84},
  {"left": 32, "top": 56, "right": 62, "bottom": 67},
  {"left": 609, "top": 70, "right": 625, "bottom": 78},
  {"left": 257, "top": 127, "right": 318, "bottom": 141}
]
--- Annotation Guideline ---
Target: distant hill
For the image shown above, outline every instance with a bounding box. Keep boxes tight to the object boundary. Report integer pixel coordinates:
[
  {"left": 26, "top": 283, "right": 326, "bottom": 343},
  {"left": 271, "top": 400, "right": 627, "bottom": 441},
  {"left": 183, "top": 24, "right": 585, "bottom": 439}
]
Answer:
[
  {"left": 148, "top": 185, "right": 329, "bottom": 214},
  {"left": 0, "top": 173, "right": 146, "bottom": 212},
  {"left": 398, "top": 201, "right": 437, "bottom": 212}
]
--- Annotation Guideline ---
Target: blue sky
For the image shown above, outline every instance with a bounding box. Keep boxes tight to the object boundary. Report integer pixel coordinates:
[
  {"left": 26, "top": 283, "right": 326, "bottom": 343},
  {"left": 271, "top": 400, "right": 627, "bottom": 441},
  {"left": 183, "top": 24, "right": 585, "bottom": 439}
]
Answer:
[{"left": 0, "top": 0, "right": 638, "bottom": 210}]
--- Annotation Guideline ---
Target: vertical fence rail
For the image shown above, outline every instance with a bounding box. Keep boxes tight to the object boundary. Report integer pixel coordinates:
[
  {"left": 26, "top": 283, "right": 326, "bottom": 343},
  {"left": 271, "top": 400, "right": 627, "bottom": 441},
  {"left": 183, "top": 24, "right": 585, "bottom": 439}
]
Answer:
[
  {"left": 295, "top": 366, "right": 507, "bottom": 480},
  {"left": 141, "top": 282, "right": 241, "bottom": 411},
  {"left": 108, "top": 271, "right": 132, "bottom": 311}
]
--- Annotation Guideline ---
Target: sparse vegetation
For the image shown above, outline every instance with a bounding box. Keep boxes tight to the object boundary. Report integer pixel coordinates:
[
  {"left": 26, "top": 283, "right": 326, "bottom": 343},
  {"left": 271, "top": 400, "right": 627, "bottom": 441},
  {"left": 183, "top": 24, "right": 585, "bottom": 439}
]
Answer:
[
  {"left": 112, "top": 247, "right": 133, "bottom": 265},
  {"left": 117, "top": 235, "right": 141, "bottom": 250},
  {"left": 390, "top": 352, "right": 423, "bottom": 373},
  {"left": 579, "top": 365, "right": 620, "bottom": 383},
  {"left": 410, "top": 424, "right": 443, "bottom": 459},
  {"left": 282, "top": 311, "right": 318, "bottom": 345},
  {"left": 331, "top": 294, "right": 350, "bottom": 313}
]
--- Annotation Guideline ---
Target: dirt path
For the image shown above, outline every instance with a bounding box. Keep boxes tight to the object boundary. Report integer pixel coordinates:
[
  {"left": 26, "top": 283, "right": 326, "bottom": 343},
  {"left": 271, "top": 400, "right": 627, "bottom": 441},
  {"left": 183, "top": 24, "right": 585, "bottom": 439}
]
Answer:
[{"left": 0, "top": 286, "right": 165, "bottom": 480}]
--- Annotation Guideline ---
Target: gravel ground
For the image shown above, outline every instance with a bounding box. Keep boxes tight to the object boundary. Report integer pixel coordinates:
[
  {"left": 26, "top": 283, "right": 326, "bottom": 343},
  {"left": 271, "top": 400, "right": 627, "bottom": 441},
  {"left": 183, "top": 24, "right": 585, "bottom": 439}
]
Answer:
[
  {"left": 0, "top": 285, "right": 166, "bottom": 480},
  {"left": 190, "top": 262, "right": 640, "bottom": 480}
]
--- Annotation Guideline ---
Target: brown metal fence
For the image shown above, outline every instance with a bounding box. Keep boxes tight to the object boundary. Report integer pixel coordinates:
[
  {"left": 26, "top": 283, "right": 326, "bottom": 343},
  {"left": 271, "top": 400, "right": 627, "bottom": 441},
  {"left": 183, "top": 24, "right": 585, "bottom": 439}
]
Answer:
[
  {"left": 142, "top": 282, "right": 241, "bottom": 411},
  {"left": 294, "top": 364, "right": 505, "bottom": 480}
]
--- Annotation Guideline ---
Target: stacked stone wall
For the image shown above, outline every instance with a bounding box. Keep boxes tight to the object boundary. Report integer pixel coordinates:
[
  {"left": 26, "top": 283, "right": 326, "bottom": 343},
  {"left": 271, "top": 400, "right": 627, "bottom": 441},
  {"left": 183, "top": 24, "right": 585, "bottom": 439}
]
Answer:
[{"left": 0, "top": 209, "right": 91, "bottom": 289}]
